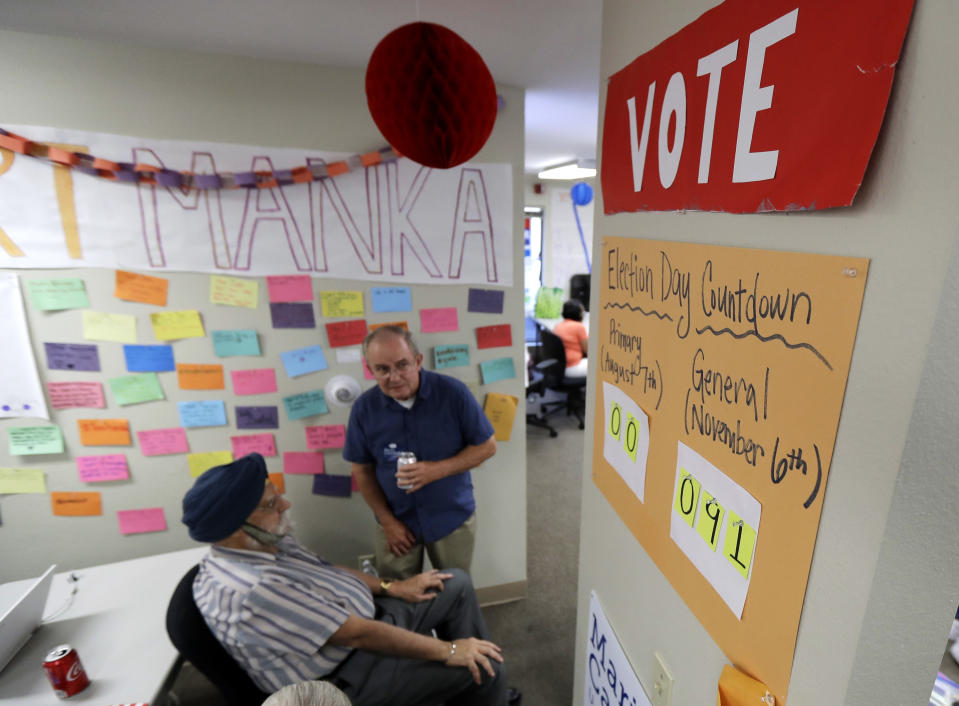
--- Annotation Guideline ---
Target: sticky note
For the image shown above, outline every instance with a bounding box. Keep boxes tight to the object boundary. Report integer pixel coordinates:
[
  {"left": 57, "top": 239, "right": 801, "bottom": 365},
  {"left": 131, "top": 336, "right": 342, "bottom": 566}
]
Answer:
[
  {"left": 312, "top": 473, "right": 352, "bottom": 497},
  {"left": 117, "top": 507, "right": 167, "bottom": 534},
  {"left": 371, "top": 287, "right": 412, "bottom": 313},
  {"left": 231, "top": 368, "right": 278, "bottom": 395},
  {"left": 608, "top": 402, "right": 623, "bottom": 441},
  {"left": 231, "top": 433, "right": 277, "bottom": 458},
  {"left": 269, "top": 473, "right": 285, "bottom": 494},
  {"left": 321, "top": 290, "right": 365, "bottom": 317},
  {"left": 283, "top": 451, "right": 324, "bottom": 474},
  {"left": 270, "top": 302, "right": 315, "bottom": 328},
  {"left": 210, "top": 275, "right": 258, "bottom": 308},
  {"left": 623, "top": 413, "right": 641, "bottom": 462},
  {"left": 77, "top": 454, "right": 129, "bottom": 482},
  {"left": 108, "top": 372, "right": 164, "bottom": 406},
  {"left": 44, "top": 342, "right": 100, "bottom": 371},
  {"left": 137, "top": 427, "right": 189, "bottom": 456},
  {"left": 212, "top": 330, "right": 260, "bottom": 357},
  {"left": 673, "top": 469, "right": 701, "bottom": 528},
  {"left": 123, "top": 344, "right": 175, "bottom": 372},
  {"left": 335, "top": 348, "right": 363, "bottom": 364},
  {"left": 281, "top": 345, "right": 328, "bottom": 378},
  {"left": 305, "top": 424, "right": 346, "bottom": 450},
  {"left": 266, "top": 275, "right": 313, "bottom": 302},
  {"left": 188, "top": 451, "right": 234, "bottom": 477},
  {"left": 26, "top": 278, "right": 89, "bottom": 310},
  {"left": 361, "top": 357, "right": 375, "bottom": 380},
  {"left": 483, "top": 393, "right": 518, "bottom": 441},
  {"left": 434, "top": 344, "right": 470, "bottom": 370},
  {"left": 476, "top": 324, "right": 512, "bottom": 349},
  {"left": 47, "top": 382, "right": 105, "bottom": 410},
  {"left": 369, "top": 321, "right": 409, "bottom": 331},
  {"left": 468, "top": 288, "right": 505, "bottom": 314},
  {"left": 177, "top": 364, "right": 225, "bottom": 390},
  {"left": 325, "top": 319, "right": 368, "bottom": 348},
  {"left": 8, "top": 426, "right": 64, "bottom": 455},
  {"left": 178, "top": 400, "right": 227, "bottom": 428},
  {"left": 51, "top": 491, "right": 102, "bottom": 516},
  {"left": 696, "top": 492, "right": 726, "bottom": 551},
  {"left": 283, "top": 390, "right": 328, "bottom": 420},
  {"left": 0, "top": 468, "right": 46, "bottom": 494},
  {"left": 78, "top": 419, "right": 131, "bottom": 446},
  {"left": 82, "top": 311, "right": 137, "bottom": 344},
  {"left": 724, "top": 511, "right": 758, "bottom": 579},
  {"left": 420, "top": 307, "right": 458, "bottom": 333},
  {"left": 480, "top": 357, "right": 516, "bottom": 384},
  {"left": 150, "top": 310, "right": 205, "bottom": 340},
  {"left": 114, "top": 270, "right": 168, "bottom": 306},
  {"left": 236, "top": 406, "right": 279, "bottom": 429}
]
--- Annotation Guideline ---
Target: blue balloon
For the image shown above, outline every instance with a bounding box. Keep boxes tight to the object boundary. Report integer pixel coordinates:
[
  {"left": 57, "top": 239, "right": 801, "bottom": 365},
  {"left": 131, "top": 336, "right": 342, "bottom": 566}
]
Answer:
[{"left": 570, "top": 182, "right": 594, "bottom": 206}]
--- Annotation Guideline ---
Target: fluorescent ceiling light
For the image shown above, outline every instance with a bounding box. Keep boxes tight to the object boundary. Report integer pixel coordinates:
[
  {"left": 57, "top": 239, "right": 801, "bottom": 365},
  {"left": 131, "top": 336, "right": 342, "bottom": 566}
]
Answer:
[{"left": 537, "top": 160, "right": 597, "bottom": 180}]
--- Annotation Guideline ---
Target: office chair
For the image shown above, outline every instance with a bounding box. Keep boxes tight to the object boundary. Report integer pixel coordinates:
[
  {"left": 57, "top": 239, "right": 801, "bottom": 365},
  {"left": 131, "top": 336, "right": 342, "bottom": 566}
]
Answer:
[
  {"left": 165, "top": 565, "right": 270, "bottom": 706},
  {"left": 535, "top": 324, "right": 586, "bottom": 429}
]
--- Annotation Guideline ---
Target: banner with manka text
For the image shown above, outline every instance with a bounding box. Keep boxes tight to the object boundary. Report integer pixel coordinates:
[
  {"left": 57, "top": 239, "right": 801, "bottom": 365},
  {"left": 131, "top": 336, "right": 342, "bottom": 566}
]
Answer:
[{"left": 0, "top": 125, "right": 513, "bottom": 285}]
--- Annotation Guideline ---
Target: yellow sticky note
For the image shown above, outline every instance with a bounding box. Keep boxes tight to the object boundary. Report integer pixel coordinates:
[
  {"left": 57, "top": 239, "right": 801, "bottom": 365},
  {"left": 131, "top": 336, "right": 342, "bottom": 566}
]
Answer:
[
  {"left": 151, "top": 310, "right": 205, "bottom": 340},
  {"left": 695, "top": 491, "right": 725, "bottom": 551},
  {"left": 82, "top": 310, "right": 138, "bottom": 344},
  {"left": 673, "top": 468, "right": 700, "bottom": 528},
  {"left": 0, "top": 467, "right": 46, "bottom": 494},
  {"left": 724, "top": 511, "right": 758, "bottom": 579},
  {"left": 187, "top": 451, "right": 234, "bottom": 478},
  {"left": 622, "top": 413, "right": 640, "bottom": 461},
  {"left": 483, "top": 393, "right": 519, "bottom": 441},
  {"left": 608, "top": 401, "right": 622, "bottom": 441},
  {"left": 210, "top": 275, "right": 259, "bottom": 309},
  {"left": 321, "top": 290, "right": 365, "bottom": 318}
]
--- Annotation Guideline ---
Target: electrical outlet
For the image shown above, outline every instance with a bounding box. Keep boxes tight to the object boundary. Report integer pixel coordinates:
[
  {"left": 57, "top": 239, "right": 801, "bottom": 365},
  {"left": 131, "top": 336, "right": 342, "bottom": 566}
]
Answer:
[
  {"left": 357, "top": 553, "right": 374, "bottom": 570},
  {"left": 651, "top": 651, "right": 674, "bottom": 706}
]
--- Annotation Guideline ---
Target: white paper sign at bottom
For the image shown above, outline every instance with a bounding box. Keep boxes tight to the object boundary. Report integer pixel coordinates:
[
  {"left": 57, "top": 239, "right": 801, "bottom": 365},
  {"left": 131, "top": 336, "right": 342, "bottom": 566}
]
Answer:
[
  {"left": 585, "top": 591, "right": 652, "bottom": 706},
  {"left": 0, "top": 274, "right": 49, "bottom": 420}
]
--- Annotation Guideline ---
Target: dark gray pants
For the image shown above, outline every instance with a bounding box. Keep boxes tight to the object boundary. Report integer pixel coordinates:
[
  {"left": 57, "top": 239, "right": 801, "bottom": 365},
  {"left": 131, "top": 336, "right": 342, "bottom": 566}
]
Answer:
[{"left": 330, "top": 569, "right": 506, "bottom": 706}]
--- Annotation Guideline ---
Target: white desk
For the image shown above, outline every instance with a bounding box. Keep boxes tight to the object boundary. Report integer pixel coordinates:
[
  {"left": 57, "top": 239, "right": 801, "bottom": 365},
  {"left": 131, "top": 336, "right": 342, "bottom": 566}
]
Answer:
[{"left": 0, "top": 547, "right": 207, "bottom": 705}]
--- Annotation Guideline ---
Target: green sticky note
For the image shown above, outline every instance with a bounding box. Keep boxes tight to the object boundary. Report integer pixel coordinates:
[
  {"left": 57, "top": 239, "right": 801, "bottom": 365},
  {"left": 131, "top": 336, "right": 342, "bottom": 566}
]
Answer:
[
  {"left": 695, "top": 491, "right": 725, "bottom": 551},
  {"left": 26, "top": 278, "right": 90, "bottom": 310},
  {"left": 108, "top": 372, "right": 165, "bottom": 406},
  {"left": 724, "top": 511, "right": 758, "bottom": 579},
  {"left": 673, "top": 468, "right": 700, "bottom": 528},
  {"left": 8, "top": 426, "right": 64, "bottom": 455},
  {"left": 0, "top": 467, "right": 47, "bottom": 494},
  {"left": 608, "top": 402, "right": 622, "bottom": 441},
  {"left": 622, "top": 413, "right": 640, "bottom": 461}
]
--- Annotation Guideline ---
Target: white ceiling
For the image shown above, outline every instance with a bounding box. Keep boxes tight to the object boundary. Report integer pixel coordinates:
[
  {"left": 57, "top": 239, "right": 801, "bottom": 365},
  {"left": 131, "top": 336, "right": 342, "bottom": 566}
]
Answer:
[{"left": 0, "top": 0, "right": 603, "bottom": 174}]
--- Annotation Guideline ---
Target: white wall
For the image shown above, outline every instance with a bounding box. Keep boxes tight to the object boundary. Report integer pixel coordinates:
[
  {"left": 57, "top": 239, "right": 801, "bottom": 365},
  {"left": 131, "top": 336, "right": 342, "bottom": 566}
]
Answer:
[
  {"left": 523, "top": 177, "right": 595, "bottom": 294},
  {"left": 0, "top": 30, "right": 527, "bottom": 595},
  {"left": 574, "top": 1, "right": 959, "bottom": 704}
]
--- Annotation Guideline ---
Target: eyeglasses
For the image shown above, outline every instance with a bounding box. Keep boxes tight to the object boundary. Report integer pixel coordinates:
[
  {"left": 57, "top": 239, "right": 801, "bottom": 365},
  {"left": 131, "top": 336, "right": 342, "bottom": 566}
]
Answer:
[{"left": 371, "top": 359, "right": 416, "bottom": 378}]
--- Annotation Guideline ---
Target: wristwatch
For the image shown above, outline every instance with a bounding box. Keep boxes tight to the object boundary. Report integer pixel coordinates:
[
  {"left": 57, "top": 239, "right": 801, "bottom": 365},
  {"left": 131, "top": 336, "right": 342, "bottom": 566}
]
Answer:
[{"left": 380, "top": 579, "right": 393, "bottom": 595}]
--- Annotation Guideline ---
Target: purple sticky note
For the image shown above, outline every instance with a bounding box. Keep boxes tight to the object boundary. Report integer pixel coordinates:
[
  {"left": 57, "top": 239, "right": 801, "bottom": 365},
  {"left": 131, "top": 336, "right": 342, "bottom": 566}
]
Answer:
[
  {"left": 468, "top": 288, "right": 505, "bottom": 314},
  {"left": 311, "top": 473, "right": 352, "bottom": 498},
  {"left": 269, "top": 302, "right": 316, "bottom": 329},
  {"left": 45, "top": 342, "right": 101, "bottom": 371},
  {"left": 236, "top": 406, "right": 279, "bottom": 429}
]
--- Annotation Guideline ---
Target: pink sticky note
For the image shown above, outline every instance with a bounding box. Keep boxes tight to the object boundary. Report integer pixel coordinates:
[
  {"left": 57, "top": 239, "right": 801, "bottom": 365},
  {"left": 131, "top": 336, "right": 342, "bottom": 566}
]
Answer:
[
  {"left": 117, "top": 507, "right": 167, "bottom": 535},
  {"left": 420, "top": 307, "right": 459, "bottom": 333},
  {"left": 137, "top": 427, "right": 190, "bottom": 456},
  {"left": 231, "top": 368, "right": 278, "bottom": 395},
  {"left": 361, "top": 357, "right": 376, "bottom": 380},
  {"left": 47, "top": 382, "right": 105, "bottom": 409},
  {"left": 283, "top": 451, "right": 325, "bottom": 475},
  {"left": 77, "top": 454, "right": 129, "bottom": 482},
  {"left": 266, "top": 275, "right": 313, "bottom": 303},
  {"left": 231, "top": 433, "right": 277, "bottom": 458},
  {"left": 305, "top": 424, "right": 346, "bottom": 450}
]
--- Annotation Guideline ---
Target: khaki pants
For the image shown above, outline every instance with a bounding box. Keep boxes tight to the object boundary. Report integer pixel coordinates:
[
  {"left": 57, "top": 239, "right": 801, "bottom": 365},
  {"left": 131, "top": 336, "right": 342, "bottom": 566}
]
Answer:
[{"left": 375, "top": 513, "right": 476, "bottom": 579}]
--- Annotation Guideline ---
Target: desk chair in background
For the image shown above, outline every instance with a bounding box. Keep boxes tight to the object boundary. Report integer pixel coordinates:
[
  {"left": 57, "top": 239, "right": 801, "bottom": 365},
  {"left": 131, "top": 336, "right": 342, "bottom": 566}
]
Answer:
[{"left": 529, "top": 322, "right": 586, "bottom": 431}]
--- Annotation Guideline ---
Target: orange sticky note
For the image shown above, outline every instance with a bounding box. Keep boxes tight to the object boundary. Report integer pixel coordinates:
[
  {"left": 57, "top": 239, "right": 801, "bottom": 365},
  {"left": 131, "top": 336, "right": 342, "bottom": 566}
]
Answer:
[
  {"left": 369, "top": 321, "right": 409, "bottom": 331},
  {"left": 177, "top": 363, "right": 225, "bottom": 390},
  {"left": 269, "top": 472, "right": 285, "bottom": 494},
  {"left": 51, "top": 491, "right": 102, "bottom": 516},
  {"left": 115, "top": 270, "right": 169, "bottom": 306},
  {"left": 78, "top": 419, "right": 132, "bottom": 446}
]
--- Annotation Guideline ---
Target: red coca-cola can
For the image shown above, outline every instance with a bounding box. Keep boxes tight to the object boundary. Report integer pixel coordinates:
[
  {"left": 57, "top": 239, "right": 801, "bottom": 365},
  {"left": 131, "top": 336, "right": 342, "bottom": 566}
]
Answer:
[{"left": 43, "top": 644, "right": 90, "bottom": 699}]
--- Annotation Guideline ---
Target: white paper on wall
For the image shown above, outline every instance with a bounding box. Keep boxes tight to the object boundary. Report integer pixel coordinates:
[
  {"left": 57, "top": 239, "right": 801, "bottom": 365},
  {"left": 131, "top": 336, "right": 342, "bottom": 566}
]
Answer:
[
  {"left": 0, "top": 273, "right": 50, "bottom": 420},
  {"left": 584, "top": 591, "right": 653, "bottom": 706},
  {"left": 602, "top": 381, "right": 650, "bottom": 502}
]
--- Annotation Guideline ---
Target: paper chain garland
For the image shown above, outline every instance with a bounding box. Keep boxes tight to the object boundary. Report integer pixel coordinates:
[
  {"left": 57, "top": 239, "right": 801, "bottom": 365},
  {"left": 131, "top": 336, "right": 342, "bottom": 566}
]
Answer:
[{"left": 0, "top": 127, "right": 402, "bottom": 190}]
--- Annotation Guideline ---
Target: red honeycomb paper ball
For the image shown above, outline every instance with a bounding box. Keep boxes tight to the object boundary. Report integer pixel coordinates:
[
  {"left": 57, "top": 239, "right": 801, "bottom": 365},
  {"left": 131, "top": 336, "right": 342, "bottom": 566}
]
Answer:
[{"left": 366, "top": 22, "right": 497, "bottom": 169}]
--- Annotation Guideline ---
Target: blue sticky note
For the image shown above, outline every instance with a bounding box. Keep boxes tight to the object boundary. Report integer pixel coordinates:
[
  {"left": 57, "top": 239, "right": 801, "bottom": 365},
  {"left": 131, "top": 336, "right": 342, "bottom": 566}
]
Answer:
[
  {"left": 123, "top": 344, "right": 175, "bottom": 372},
  {"left": 312, "top": 473, "right": 352, "bottom": 497},
  {"left": 371, "top": 287, "right": 412, "bottom": 313},
  {"left": 212, "top": 330, "right": 261, "bottom": 357},
  {"left": 434, "top": 344, "right": 470, "bottom": 370},
  {"left": 283, "top": 390, "right": 329, "bottom": 420},
  {"left": 177, "top": 400, "right": 227, "bottom": 428},
  {"left": 280, "top": 345, "right": 329, "bottom": 378},
  {"left": 480, "top": 357, "right": 516, "bottom": 384}
]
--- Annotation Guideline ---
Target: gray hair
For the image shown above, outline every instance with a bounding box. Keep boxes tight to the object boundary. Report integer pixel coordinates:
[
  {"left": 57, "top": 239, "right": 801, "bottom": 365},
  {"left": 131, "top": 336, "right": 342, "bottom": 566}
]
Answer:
[
  {"left": 362, "top": 325, "right": 420, "bottom": 359},
  {"left": 262, "top": 681, "right": 352, "bottom": 706}
]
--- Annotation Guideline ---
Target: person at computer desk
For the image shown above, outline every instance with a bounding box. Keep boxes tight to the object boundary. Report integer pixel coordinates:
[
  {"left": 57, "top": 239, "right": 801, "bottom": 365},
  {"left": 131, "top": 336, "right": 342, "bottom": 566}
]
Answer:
[{"left": 553, "top": 300, "right": 588, "bottom": 379}]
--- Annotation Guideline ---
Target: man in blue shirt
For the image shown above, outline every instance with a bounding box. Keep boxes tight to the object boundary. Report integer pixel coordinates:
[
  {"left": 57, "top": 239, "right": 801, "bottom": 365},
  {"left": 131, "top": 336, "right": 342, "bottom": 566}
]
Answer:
[{"left": 344, "top": 326, "right": 497, "bottom": 579}]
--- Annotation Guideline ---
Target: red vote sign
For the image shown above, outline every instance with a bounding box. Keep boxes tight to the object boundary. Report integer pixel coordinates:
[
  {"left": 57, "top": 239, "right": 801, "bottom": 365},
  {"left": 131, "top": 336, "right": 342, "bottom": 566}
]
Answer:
[{"left": 601, "top": 0, "right": 915, "bottom": 214}]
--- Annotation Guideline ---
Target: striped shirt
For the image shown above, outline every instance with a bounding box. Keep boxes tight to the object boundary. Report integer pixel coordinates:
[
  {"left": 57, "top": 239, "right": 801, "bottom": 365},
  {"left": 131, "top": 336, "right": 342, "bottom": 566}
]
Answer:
[{"left": 193, "top": 536, "right": 375, "bottom": 692}]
